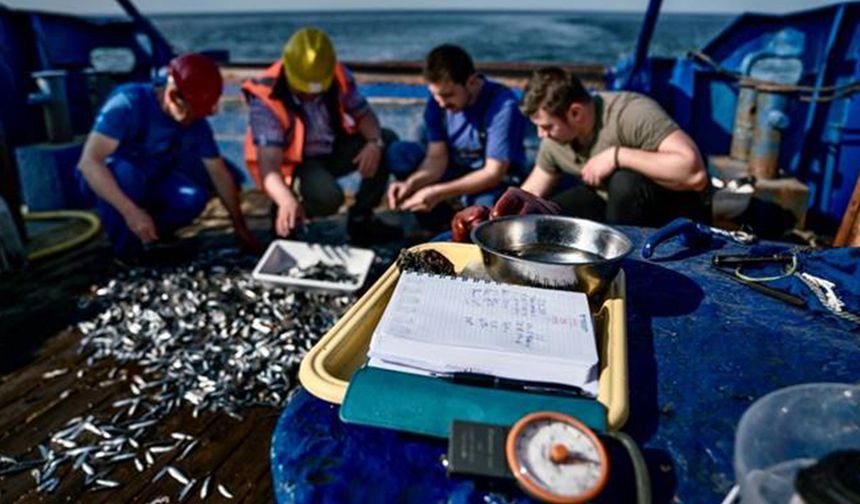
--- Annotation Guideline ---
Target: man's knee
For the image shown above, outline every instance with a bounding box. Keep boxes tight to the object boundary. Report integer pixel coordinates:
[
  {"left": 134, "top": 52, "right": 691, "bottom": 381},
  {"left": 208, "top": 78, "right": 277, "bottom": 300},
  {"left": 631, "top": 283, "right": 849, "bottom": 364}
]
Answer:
[
  {"left": 607, "top": 169, "right": 652, "bottom": 202},
  {"left": 605, "top": 169, "right": 664, "bottom": 226},
  {"left": 381, "top": 128, "right": 399, "bottom": 146},
  {"left": 155, "top": 173, "right": 210, "bottom": 226},
  {"left": 384, "top": 140, "right": 425, "bottom": 179},
  {"left": 172, "top": 184, "right": 209, "bottom": 218},
  {"left": 301, "top": 185, "right": 344, "bottom": 217}
]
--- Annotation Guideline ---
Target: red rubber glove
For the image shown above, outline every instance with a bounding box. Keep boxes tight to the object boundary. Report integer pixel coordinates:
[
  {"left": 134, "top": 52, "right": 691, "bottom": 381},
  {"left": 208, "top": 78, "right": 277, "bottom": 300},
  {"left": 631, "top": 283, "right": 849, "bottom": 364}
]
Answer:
[
  {"left": 451, "top": 205, "right": 490, "bottom": 243},
  {"left": 450, "top": 189, "right": 562, "bottom": 243},
  {"left": 489, "top": 187, "right": 562, "bottom": 219}
]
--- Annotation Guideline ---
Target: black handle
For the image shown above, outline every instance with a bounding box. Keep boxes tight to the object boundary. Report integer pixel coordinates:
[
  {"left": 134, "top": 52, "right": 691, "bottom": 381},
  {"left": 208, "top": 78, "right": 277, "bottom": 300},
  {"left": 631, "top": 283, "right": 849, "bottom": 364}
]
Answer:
[
  {"left": 712, "top": 254, "right": 793, "bottom": 267},
  {"left": 711, "top": 266, "right": 807, "bottom": 308}
]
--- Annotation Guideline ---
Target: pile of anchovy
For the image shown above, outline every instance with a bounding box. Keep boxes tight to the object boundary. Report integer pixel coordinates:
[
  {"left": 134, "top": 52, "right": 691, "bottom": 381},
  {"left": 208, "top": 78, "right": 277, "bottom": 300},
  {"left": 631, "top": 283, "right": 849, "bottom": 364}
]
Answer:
[
  {"left": 1, "top": 249, "right": 357, "bottom": 499},
  {"left": 285, "top": 262, "right": 359, "bottom": 283}
]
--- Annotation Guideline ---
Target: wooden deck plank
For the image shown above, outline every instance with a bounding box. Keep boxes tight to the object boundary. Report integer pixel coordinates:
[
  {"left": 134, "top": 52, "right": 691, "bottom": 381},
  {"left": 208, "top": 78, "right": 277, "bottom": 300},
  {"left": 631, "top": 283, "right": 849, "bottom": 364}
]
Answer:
[
  {"left": 0, "top": 359, "right": 114, "bottom": 445},
  {"left": 0, "top": 240, "right": 116, "bottom": 374},
  {"left": 241, "top": 466, "right": 276, "bottom": 504},
  {"left": 128, "top": 408, "right": 272, "bottom": 503},
  {"left": 0, "top": 330, "right": 119, "bottom": 446},
  {"left": 0, "top": 378, "right": 130, "bottom": 503},
  {"left": 0, "top": 192, "right": 336, "bottom": 503},
  {"left": 0, "top": 330, "right": 81, "bottom": 411},
  {"left": 94, "top": 411, "right": 224, "bottom": 504},
  {"left": 32, "top": 410, "right": 222, "bottom": 504},
  {"left": 188, "top": 410, "right": 279, "bottom": 503}
]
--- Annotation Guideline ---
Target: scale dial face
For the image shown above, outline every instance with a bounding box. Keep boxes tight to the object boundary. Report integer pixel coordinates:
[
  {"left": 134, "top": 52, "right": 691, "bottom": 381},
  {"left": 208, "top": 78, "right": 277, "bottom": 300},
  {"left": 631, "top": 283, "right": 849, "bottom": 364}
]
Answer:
[{"left": 505, "top": 412, "right": 609, "bottom": 504}]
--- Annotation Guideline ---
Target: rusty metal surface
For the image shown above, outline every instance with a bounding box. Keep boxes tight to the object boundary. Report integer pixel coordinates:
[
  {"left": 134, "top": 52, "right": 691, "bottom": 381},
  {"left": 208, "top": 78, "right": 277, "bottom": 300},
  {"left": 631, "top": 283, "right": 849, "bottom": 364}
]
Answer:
[
  {"left": 749, "top": 90, "right": 789, "bottom": 180},
  {"left": 729, "top": 85, "right": 757, "bottom": 161},
  {"left": 834, "top": 175, "right": 860, "bottom": 247}
]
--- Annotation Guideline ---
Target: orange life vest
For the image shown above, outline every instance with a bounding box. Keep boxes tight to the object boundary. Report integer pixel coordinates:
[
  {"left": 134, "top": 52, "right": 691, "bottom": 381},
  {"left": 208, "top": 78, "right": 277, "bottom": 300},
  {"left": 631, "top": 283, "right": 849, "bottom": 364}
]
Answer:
[{"left": 241, "top": 61, "right": 357, "bottom": 187}]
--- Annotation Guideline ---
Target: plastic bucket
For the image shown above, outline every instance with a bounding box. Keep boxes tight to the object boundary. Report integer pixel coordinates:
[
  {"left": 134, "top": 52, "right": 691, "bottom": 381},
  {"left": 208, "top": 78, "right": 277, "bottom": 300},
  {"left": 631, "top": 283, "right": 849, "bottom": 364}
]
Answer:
[{"left": 734, "top": 383, "right": 860, "bottom": 504}]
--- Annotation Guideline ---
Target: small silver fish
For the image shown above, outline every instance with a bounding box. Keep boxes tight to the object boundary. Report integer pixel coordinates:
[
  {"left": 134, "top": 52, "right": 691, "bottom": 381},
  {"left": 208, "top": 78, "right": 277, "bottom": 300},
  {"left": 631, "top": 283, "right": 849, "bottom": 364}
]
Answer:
[
  {"left": 217, "top": 483, "right": 234, "bottom": 499},
  {"left": 166, "top": 465, "right": 189, "bottom": 485}
]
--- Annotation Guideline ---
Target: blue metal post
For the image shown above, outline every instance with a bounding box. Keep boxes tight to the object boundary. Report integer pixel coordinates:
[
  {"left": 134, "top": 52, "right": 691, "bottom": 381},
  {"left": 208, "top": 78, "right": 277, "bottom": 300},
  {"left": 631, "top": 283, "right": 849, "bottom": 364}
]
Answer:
[
  {"left": 625, "top": 0, "right": 664, "bottom": 90},
  {"left": 791, "top": 4, "right": 846, "bottom": 212},
  {"left": 114, "top": 0, "right": 174, "bottom": 67}
]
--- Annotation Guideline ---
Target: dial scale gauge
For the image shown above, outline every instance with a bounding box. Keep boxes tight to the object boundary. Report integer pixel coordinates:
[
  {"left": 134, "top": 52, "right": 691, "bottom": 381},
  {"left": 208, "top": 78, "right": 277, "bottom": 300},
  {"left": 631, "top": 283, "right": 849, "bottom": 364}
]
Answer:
[{"left": 505, "top": 411, "right": 610, "bottom": 503}]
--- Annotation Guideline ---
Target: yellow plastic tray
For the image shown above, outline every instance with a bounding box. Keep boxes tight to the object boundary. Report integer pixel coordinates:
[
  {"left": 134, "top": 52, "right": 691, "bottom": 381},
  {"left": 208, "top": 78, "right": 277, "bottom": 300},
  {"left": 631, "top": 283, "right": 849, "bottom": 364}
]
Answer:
[{"left": 298, "top": 242, "right": 629, "bottom": 431}]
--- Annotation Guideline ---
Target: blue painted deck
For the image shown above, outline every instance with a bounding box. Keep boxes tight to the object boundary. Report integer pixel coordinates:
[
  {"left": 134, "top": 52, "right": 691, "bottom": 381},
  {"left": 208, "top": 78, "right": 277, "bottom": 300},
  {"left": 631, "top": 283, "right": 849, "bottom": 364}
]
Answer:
[{"left": 270, "top": 228, "right": 859, "bottom": 504}]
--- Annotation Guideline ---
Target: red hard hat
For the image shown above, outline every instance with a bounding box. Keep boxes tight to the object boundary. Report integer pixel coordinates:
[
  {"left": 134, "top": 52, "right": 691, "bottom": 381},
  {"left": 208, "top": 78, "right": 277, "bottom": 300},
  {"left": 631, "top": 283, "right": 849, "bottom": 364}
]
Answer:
[{"left": 168, "top": 53, "right": 223, "bottom": 117}]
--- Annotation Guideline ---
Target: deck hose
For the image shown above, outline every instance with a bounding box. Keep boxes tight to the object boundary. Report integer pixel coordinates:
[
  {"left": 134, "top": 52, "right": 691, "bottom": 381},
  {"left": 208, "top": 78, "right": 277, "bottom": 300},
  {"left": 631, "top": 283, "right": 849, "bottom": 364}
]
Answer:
[
  {"left": 605, "top": 430, "right": 652, "bottom": 504},
  {"left": 24, "top": 210, "right": 101, "bottom": 262}
]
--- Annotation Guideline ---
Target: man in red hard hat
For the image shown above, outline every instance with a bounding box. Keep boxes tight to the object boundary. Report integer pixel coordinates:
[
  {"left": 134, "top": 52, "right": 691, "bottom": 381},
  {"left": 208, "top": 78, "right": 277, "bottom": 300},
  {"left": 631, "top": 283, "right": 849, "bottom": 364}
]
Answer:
[{"left": 76, "top": 53, "right": 260, "bottom": 259}]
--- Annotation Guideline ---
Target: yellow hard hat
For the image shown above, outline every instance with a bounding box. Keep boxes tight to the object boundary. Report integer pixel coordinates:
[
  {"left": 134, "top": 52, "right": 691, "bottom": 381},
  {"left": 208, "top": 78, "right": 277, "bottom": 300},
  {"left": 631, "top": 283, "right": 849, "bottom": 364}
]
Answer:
[{"left": 282, "top": 27, "right": 336, "bottom": 94}]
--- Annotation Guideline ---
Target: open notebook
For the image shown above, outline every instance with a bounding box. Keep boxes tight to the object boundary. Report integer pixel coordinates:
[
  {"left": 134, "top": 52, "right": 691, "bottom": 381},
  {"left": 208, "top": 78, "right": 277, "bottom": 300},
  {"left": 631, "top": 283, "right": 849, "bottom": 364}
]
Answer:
[{"left": 367, "top": 271, "right": 599, "bottom": 392}]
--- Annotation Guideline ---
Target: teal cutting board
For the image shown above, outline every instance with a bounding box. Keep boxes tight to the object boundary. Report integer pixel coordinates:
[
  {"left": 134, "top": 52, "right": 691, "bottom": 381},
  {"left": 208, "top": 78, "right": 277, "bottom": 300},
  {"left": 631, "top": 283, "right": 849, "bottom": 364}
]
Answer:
[{"left": 340, "top": 367, "right": 607, "bottom": 438}]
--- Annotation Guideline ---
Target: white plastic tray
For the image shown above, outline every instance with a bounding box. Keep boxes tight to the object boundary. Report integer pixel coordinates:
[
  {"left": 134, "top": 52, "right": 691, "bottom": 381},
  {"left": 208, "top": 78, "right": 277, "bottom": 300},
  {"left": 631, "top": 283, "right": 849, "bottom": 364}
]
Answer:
[{"left": 251, "top": 240, "right": 375, "bottom": 293}]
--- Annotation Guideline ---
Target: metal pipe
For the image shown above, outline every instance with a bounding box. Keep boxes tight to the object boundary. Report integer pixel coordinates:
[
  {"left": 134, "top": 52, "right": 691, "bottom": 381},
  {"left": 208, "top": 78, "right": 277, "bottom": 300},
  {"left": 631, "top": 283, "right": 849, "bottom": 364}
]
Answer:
[
  {"left": 114, "top": 0, "right": 174, "bottom": 67},
  {"left": 0, "top": 196, "right": 26, "bottom": 272},
  {"left": 730, "top": 83, "right": 757, "bottom": 162},
  {"left": 624, "top": 0, "right": 664, "bottom": 89},
  {"left": 749, "top": 86, "right": 789, "bottom": 179},
  {"left": 83, "top": 69, "right": 115, "bottom": 122},
  {"left": 27, "top": 70, "right": 73, "bottom": 144},
  {"left": 0, "top": 124, "right": 25, "bottom": 241},
  {"left": 792, "top": 4, "right": 846, "bottom": 188}
]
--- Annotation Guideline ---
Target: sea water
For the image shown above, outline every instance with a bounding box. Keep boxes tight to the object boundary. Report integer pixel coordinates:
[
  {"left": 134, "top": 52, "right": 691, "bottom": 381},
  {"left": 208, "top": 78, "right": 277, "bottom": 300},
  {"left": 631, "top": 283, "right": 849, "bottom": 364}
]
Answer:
[{"left": 152, "top": 10, "right": 733, "bottom": 65}]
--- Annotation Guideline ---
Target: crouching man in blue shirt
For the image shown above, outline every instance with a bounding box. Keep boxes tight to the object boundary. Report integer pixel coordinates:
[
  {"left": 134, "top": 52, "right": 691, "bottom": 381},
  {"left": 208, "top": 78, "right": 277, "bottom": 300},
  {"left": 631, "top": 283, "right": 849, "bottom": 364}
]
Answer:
[
  {"left": 385, "top": 44, "right": 527, "bottom": 230},
  {"left": 76, "top": 53, "right": 260, "bottom": 259}
]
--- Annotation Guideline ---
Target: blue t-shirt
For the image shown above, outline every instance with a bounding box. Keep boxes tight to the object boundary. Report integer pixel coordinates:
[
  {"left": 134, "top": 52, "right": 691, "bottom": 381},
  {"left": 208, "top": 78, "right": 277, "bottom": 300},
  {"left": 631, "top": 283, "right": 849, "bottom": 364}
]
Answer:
[
  {"left": 424, "top": 78, "right": 526, "bottom": 171},
  {"left": 93, "top": 82, "right": 219, "bottom": 174}
]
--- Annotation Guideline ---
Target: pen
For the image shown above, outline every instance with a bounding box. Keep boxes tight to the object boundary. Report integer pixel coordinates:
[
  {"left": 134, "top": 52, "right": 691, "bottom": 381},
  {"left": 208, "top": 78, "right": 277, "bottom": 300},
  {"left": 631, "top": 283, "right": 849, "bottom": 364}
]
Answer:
[
  {"left": 712, "top": 253, "right": 794, "bottom": 267},
  {"left": 444, "top": 372, "right": 594, "bottom": 398}
]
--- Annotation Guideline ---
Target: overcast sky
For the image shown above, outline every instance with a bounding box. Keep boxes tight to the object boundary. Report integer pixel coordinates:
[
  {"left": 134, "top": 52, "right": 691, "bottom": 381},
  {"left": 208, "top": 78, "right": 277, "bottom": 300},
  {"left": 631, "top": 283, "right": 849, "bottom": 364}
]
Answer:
[{"left": 1, "top": 0, "right": 840, "bottom": 15}]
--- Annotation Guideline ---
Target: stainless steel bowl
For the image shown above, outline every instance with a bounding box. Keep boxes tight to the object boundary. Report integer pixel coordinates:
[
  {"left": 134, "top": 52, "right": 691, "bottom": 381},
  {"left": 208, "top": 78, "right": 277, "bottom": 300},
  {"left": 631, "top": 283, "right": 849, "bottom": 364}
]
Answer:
[{"left": 470, "top": 215, "right": 632, "bottom": 296}]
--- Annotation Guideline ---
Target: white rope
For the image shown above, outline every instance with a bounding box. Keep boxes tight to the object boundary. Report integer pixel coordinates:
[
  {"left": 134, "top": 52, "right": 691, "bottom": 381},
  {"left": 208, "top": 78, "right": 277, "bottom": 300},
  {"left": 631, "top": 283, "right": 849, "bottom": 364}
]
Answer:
[{"left": 720, "top": 484, "right": 740, "bottom": 504}]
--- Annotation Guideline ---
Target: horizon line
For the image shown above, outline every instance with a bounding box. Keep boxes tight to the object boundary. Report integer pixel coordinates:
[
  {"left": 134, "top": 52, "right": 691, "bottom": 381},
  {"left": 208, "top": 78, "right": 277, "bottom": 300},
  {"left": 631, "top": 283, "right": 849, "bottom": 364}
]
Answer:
[{"left": 15, "top": 6, "right": 758, "bottom": 17}]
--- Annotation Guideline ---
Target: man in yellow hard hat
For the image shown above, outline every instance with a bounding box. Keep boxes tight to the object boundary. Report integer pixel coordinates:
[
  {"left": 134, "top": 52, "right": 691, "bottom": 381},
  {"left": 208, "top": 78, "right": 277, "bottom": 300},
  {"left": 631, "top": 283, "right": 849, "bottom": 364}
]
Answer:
[{"left": 242, "top": 27, "right": 401, "bottom": 245}]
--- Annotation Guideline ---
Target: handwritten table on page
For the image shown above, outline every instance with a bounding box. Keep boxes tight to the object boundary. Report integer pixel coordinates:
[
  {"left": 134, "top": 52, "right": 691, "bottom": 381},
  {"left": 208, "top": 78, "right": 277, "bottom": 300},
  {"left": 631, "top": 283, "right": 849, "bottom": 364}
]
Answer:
[{"left": 368, "top": 272, "right": 598, "bottom": 386}]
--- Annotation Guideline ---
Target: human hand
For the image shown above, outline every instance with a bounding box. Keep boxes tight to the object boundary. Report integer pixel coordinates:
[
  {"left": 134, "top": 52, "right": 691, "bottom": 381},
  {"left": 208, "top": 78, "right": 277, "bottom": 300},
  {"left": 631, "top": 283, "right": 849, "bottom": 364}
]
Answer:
[
  {"left": 124, "top": 206, "right": 159, "bottom": 243},
  {"left": 490, "top": 187, "right": 561, "bottom": 219},
  {"left": 274, "top": 197, "right": 306, "bottom": 238},
  {"left": 451, "top": 205, "right": 490, "bottom": 243},
  {"left": 400, "top": 185, "right": 442, "bottom": 212},
  {"left": 387, "top": 181, "right": 410, "bottom": 209},
  {"left": 581, "top": 147, "right": 617, "bottom": 187},
  {"left": 353, "top": 141, "right": 382, "bottom": 178}
]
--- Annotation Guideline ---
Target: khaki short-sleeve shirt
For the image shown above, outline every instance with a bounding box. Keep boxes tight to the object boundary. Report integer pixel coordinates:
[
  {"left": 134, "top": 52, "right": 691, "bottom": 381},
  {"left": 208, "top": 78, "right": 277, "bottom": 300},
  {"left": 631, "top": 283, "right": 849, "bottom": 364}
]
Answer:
[{"left": 535, "top": 91, "right": 679, "bottom": 182}]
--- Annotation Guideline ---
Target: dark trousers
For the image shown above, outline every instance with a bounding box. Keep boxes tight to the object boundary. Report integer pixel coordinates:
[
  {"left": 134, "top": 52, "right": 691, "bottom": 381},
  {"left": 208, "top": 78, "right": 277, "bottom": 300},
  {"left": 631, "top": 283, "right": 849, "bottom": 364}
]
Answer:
[
  {"left": 294, "top": 129, "right": 397, "bottom": 219},
  {"left": 78, "top": 157, "right": 210, "bottom": 258},
  {"left": 551, "top": 169, "right": 710, "bottom": 227},
  {"left": 77, "top": 152, "right": 247, "bottom": 258}
]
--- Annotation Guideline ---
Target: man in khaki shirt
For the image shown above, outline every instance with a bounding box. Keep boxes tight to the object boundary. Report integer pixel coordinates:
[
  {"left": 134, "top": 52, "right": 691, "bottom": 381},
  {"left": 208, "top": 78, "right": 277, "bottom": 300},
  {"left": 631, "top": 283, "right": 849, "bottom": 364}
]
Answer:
[{"left": 519, "top": 67, "right": 709, "bottom": 226}]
